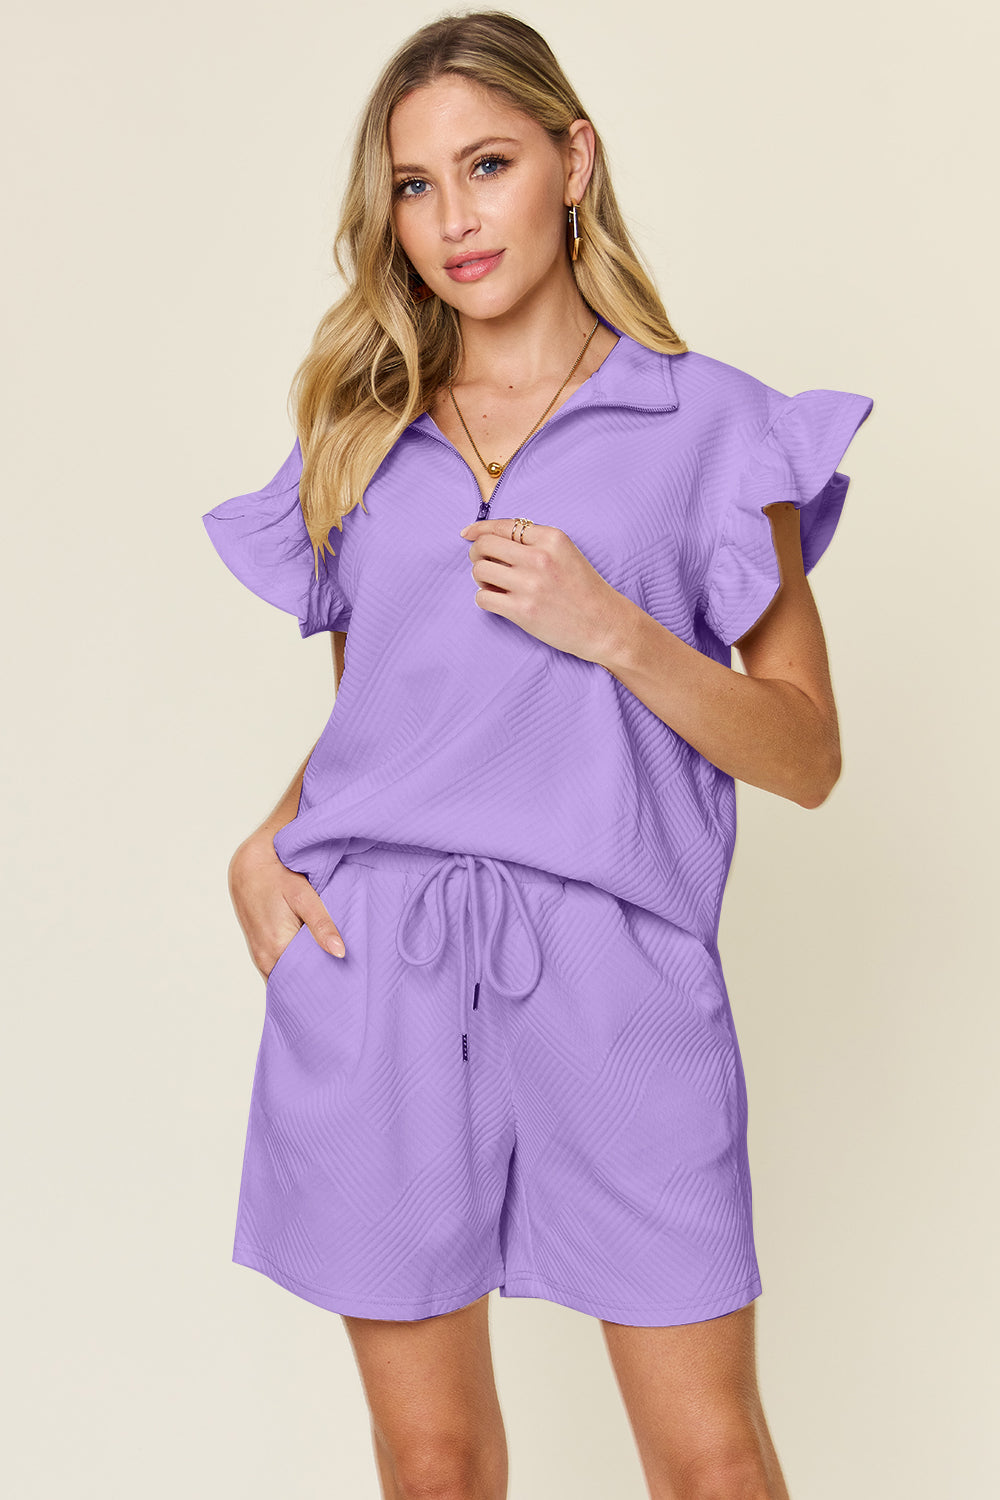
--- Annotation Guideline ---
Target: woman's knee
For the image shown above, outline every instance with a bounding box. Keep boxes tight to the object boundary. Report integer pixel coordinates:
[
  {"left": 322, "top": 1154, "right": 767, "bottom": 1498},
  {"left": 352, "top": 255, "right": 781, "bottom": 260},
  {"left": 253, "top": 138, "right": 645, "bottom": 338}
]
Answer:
[
  {"left": 670, "top": 1446, "right": 777, "bottom": 1500},
  {"left": 389, "top": 1438, "right": 503, "bottom": 1499}
]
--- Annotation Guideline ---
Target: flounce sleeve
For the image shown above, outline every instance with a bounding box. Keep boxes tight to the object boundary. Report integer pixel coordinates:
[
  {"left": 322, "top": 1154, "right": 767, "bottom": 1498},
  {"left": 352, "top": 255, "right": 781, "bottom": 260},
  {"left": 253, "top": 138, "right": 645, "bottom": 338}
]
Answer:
[
  {"left": 201, "top": 438, "right": 351, "bottom": 638},
  {"left": 703, "top": 388, "right": 874, "bottom": 647}
]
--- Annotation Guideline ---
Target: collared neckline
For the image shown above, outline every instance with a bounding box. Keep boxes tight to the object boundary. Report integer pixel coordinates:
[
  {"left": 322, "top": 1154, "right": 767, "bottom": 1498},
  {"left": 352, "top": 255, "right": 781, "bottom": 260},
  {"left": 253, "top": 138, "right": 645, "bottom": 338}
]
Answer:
[{"left": 408, "top": 313, "right": 679, "bottom": 449}]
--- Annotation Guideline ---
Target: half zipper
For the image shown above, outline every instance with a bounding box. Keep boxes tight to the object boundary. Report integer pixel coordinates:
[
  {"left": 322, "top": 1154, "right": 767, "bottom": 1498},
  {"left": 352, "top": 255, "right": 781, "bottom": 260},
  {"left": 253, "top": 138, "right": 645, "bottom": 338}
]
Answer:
[{"left": 411, "top": 393, "right": 679, "bottom": 521}]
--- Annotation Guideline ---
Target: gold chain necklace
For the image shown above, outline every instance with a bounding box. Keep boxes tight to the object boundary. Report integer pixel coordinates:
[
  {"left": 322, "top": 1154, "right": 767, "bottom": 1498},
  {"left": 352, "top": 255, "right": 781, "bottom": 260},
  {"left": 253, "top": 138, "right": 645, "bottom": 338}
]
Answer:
[{"left": 447, "top": 315, "right": 601, "bottom": 478}]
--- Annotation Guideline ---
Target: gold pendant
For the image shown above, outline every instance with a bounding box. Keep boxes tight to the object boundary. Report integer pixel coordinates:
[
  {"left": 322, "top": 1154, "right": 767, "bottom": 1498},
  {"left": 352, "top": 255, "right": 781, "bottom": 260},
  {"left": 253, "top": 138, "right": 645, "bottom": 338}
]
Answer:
[{"left": 487, "top": 460, "right": 504, "bottom": 476}]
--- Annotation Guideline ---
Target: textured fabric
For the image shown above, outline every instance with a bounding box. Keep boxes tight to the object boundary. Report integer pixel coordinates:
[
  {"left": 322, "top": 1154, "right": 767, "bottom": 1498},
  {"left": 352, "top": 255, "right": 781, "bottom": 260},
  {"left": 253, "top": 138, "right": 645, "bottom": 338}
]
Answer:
[
  {"left": 202, "top": 316, "right": 874, "bottom": 952},
  {"left": 202, "top": 439, "right": 351, "bottom": 639},
  {"left": 233, "top": 841, "right": 762, "bottom": 1325}
]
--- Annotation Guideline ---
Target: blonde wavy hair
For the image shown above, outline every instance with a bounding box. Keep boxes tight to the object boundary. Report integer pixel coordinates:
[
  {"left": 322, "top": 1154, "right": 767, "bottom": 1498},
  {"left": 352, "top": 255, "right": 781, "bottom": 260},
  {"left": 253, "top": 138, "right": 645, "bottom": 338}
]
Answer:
[{"left": 290, "top": 8, "right": 688, "bottom": 578}]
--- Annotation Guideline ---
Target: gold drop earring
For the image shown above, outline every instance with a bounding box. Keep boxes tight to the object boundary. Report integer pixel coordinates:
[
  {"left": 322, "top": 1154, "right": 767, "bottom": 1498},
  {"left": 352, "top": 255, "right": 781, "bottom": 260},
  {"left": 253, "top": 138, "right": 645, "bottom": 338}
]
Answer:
[{"left": 567, "top": 200, "right": 581, "bottom": 261}]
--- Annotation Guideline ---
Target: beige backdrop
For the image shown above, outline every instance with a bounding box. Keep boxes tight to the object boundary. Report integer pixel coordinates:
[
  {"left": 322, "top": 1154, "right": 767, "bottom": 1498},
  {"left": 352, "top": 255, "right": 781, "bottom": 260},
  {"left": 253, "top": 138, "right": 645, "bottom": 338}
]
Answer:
[{"left": 4, "top": 1, "right": 996, "bottom": 1495}]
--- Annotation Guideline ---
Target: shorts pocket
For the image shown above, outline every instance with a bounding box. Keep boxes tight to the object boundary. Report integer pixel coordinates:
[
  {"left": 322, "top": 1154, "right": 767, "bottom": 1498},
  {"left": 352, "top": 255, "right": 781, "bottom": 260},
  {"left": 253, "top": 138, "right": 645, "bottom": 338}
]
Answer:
[{"left": 613, "top": 899, "right": 727, "bottom": 1019}]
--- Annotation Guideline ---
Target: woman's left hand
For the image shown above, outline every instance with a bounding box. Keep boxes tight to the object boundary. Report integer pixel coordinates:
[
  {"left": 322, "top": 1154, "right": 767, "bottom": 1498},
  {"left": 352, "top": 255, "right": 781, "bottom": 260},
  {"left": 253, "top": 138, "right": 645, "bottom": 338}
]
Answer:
[{"left": 459, "top": 517, "right": 634, "bottom": 665}]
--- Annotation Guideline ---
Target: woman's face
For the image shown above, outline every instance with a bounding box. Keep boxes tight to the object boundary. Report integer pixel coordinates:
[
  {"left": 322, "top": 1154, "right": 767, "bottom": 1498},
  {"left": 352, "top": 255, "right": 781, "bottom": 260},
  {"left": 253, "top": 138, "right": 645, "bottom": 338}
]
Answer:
[{"left": 389, "top": 74, "right": 588, "bottom": 322}]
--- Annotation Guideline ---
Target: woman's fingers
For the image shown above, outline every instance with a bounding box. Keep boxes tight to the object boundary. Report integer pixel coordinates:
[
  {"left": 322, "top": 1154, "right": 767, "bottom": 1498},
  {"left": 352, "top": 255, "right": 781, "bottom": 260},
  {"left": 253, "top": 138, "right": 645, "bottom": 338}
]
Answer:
[
  {"left": 229, "top": 842, "right": 346, "bottom": 977},
  {"left": 297, "top": 886, "right": 347, "bottom": 959},
  {"left": 260, "top": 915, "right": 304, "bottom": 980},
  {"left": 261, "top": 891, "right": 345, "bottom": 980}
]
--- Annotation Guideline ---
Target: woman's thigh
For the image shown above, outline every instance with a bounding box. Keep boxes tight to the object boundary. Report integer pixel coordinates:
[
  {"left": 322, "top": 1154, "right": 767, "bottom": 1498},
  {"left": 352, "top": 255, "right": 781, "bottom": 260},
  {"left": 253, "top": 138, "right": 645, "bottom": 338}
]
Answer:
[
  {"left": 600, "top": 1301, "right": 788, "bottom": 1498},
  {"left": 341, "top": 1292, "right": 508, "bottom": 1497}
]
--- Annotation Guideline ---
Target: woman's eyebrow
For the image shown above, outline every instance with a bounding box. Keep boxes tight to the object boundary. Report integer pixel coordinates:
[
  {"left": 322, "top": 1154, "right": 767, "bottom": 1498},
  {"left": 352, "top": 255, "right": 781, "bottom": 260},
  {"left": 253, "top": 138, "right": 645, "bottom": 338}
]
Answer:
[{"left": 391, "top": 136, "right": 520, "bottom": 176}]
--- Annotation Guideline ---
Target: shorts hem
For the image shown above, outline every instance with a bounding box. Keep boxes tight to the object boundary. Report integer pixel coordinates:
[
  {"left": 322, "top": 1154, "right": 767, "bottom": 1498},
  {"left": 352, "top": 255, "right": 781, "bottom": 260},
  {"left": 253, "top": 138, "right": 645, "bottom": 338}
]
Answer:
[
  {"left": 233, "top": 1241, "right": 505, "bottom": 1320},
  {"left": 498, "top": 1270, "right": 763, "bottom": 1326}
]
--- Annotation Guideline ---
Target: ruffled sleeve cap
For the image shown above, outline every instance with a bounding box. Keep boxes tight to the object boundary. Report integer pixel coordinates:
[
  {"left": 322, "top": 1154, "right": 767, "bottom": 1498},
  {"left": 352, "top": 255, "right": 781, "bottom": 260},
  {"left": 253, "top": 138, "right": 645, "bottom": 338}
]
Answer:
[
  {"left": 201, "top": 438, "right": 351, "bottom": 638},
  {"left": 704, "top": 388, "right": 874, "bottom": 648}
]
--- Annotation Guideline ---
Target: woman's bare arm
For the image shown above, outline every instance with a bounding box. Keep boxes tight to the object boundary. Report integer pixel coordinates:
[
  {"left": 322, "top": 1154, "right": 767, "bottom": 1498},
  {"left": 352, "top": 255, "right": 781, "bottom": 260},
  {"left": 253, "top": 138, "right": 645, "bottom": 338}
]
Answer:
[
  {"left": 597, "top": 503, "right": 842, "bottom": 808},
  {"left": 332, "top": 627, "right": 346, "bottom": 693},
  {"left": 226, "top": 630, "right": 350, "bottom": 977},
  {"left": 234, "top": 627, "right": 347, "bottom": 865},
  {"left": 234, "top": 743, "right": 316, "bottom": 864}
]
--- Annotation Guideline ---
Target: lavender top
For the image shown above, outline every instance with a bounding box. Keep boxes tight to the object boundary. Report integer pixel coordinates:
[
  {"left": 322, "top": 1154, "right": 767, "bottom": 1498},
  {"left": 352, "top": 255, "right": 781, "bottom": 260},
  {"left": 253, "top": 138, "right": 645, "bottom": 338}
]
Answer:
[{"left": 202, "top": 318, "right": 874, "bottom": 951}]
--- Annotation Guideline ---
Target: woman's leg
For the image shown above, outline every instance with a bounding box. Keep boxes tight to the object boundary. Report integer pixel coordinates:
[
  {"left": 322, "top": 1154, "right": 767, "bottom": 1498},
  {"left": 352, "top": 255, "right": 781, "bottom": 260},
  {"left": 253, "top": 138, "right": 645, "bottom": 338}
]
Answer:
[
  {"left": 601, "top": 1300, "right": 789, "bottom": 1500},
  {"left": 342, "top": 1292, "right": 509, "bottom": 1500}
]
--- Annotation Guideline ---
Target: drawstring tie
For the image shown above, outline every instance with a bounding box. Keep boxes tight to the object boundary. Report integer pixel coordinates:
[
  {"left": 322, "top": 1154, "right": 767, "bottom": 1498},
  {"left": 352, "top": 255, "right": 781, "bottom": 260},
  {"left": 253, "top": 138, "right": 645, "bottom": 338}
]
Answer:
[{"left": 394, "top": 852, "right": 543, "bottom": 1062}]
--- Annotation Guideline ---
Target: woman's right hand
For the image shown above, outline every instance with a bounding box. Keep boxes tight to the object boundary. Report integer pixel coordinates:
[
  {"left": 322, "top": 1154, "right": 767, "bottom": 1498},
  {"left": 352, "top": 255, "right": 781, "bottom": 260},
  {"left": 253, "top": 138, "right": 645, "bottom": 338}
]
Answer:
[{"left": 228, "top": 832, "right": 347, "bottom": 981}]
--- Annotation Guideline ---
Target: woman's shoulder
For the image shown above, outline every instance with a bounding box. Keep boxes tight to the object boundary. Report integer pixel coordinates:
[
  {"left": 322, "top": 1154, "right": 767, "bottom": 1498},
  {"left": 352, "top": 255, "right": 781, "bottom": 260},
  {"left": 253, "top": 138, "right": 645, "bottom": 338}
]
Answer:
[{"left": 666, "top": 347, "right": 781, "bottom": 431}]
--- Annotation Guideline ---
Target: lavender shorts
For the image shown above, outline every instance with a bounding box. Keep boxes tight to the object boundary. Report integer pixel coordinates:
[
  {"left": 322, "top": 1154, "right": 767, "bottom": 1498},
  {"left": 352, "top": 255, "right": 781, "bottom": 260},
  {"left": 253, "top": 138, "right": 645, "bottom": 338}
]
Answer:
[{"left": 231, "top": 840, "right": 762, "bottom": 1326}]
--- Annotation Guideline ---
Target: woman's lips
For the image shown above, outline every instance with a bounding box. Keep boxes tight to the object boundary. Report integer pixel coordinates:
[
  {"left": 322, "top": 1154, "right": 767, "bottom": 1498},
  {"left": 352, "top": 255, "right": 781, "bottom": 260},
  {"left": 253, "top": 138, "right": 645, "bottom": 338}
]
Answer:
[{"left": 444, "top": 250, "right": 505, "bottom": 282}]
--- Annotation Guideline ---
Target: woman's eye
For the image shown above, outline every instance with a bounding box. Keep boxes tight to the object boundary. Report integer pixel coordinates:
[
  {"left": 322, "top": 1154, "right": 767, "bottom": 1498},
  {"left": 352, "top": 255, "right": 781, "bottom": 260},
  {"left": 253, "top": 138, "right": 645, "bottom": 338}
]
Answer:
[
  {"left": 472, "top": 153, "right": 509, "bottom": 179},
  {"left": 394, "top": 153, "right": 510, "bottom": 200},
  {"left": 395, "top": 177, "right": 428, "bottom": 199}
]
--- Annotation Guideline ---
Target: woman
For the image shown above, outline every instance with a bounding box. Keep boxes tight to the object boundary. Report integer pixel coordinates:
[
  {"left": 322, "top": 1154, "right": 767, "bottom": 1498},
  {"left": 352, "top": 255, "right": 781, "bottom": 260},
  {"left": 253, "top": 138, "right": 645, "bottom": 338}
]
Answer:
[{"left": 202, "top": 11, "right": 873, "bottom": 1499}]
